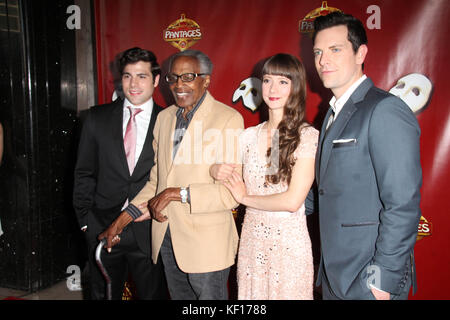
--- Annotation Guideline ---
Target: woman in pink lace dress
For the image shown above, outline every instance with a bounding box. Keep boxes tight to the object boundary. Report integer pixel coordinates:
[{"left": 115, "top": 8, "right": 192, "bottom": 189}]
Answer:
[{"left": 211, "top": 54, "right": 318, "bottom": 299}]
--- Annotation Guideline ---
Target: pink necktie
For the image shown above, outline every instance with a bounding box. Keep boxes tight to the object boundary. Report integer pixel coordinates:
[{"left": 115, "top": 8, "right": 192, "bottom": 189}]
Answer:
[{"left": 124, "top": 106, "right": 143, "bottom": 174}]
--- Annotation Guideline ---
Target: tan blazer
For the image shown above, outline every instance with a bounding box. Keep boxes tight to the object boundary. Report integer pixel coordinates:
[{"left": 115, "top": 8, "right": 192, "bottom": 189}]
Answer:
[{"left": 131, "top": 91, "right": 244, "bottom": 273}]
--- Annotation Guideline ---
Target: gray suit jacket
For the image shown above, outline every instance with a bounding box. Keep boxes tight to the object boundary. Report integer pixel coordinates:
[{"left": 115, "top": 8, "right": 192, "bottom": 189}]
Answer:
[{"left": 311, "top": 78, "right": 422, "bottom": 299}]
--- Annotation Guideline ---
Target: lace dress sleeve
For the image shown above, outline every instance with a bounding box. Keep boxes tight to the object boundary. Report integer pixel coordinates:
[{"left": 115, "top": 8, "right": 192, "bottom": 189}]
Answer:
[{"left": 294, "top": 126, "right": 319, "bottom": 159}]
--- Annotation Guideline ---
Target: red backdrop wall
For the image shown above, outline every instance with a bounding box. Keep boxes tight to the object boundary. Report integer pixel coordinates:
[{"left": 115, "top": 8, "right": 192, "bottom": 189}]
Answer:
[{"left": 93, "top": 0, "right": 450, "bottom": 299}]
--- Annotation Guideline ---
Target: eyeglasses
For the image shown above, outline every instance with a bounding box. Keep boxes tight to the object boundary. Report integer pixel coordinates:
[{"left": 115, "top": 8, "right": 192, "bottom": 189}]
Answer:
[{"left": 165, "top": 73, "right": 207, "bottom": 84}]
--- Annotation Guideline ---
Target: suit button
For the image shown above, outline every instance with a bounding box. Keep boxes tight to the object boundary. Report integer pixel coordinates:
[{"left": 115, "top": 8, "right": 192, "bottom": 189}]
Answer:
[{"left": 319, "top": 189, "right": 324, "bottom": 195}]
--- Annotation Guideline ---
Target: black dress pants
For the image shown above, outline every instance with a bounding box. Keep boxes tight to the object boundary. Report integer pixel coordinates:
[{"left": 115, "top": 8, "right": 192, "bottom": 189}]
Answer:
[{"left": 87, "top": 226, "right": 167, "bottom": 300}]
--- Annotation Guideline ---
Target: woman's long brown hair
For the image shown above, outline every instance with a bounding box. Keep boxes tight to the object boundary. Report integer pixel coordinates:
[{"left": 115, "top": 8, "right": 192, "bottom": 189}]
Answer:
[{"left": 264, "top": 53, "right": 309, "bottom": 185}]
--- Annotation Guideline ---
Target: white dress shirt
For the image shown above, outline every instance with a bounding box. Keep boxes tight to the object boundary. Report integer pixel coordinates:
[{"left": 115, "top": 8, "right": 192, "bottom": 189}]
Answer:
[
  {"left": 121, "top": 97, "right": 154, "bottom": 211},
  {"left": 329, "top": 75, "right": 367, "bottom": 121},
  {"left": 122, "top": 97, "right": 154, "bottom": 167}
]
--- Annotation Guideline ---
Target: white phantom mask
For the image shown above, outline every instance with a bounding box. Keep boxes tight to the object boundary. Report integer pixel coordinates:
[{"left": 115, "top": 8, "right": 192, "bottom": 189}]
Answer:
[
  {"left": 232, "top": 77, "right": 263, "bottom": 112},
  {"left": 112, "top": 90, "right": 119, "bottom": 101},
  {"left": 389, "top": 73, "right": 433, "bottom": 114}
]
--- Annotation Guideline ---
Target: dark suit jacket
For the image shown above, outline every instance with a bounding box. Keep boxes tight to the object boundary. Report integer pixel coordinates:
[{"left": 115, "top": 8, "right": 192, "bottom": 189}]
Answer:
[
  {"left": 312, "top": 78, "right": 422, "bottom": 299},
  {"left": 73, "top": 98, "right": 162, "bottom": 255}
]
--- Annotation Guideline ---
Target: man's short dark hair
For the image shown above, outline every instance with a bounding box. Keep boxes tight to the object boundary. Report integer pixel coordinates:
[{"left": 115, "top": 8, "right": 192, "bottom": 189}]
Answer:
[
  {"left": 312, "top": 12, "right": 367, "bottom": 53},
  {"left": 118, "top": 47, "right": 161, "bottom": 79}
]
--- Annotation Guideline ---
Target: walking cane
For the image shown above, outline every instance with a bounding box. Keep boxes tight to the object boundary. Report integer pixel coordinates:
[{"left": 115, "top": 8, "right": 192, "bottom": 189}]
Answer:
[{"left": 95, "top": 238, "right": 112, "bottom": 300}]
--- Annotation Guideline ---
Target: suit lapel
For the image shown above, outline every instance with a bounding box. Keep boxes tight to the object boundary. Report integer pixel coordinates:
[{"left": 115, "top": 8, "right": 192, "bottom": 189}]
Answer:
[
  {"left": 318, "top": 78, "right": 374, "bottom": 184},
  {"left": 318, "top": 102, "right": 357, "bottom": 183},
  {"left": 164, "top": 106, "right": 178, "bottom": 174},
  {"left": 110, "top": 99, "right": 131, "bottom": 176},
  {"left": 133, "top": 103, "right": 161, "bottom": 177},
  {"left": 316, "top": 107, "right": 334, "bottom": 182}
]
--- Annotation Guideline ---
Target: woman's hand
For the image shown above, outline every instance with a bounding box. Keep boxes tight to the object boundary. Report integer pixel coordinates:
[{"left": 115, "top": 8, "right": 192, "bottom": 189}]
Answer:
[
  {"left": 223, "top": 170, "right": 247, "bottom": 204},
  {"left": 210, "top": 163, "right": 238, "bottom": 181}
]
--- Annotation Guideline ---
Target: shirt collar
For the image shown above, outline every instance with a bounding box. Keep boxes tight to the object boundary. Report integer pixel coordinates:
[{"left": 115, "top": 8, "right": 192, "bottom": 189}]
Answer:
[
  {"left": 329, "top": 75, "right": 367, "bottom": 117},
  {"left": 123, "top": 97, "right": 154, "bottom": 115}
]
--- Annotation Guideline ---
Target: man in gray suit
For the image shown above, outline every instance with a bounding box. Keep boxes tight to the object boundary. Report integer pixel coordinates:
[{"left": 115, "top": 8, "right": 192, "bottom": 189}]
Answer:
[{"left": 309, "top": 12, "right": 422, "bottom": 300}]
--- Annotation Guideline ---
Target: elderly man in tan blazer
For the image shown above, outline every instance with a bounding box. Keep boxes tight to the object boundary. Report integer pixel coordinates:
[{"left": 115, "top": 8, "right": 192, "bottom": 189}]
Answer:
[{"left": 100, "top": 50, "right": 244, "bottom": 300}]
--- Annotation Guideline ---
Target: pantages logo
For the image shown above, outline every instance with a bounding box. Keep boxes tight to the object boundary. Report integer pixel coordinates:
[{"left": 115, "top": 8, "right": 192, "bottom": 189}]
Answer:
[
  {"left": 164, "top": 14, "right": 202, "bottom": 51},
  {"left": 417, "top": 215, "right": 432, "bottom": 241},
  {"left": 299, "top": 1, "right": 342, "bottom": 34}
]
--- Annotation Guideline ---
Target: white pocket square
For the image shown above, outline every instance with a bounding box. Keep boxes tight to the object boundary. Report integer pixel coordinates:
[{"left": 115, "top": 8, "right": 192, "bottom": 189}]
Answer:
[{"left": 333, "top": 138, "right": 357, "bottom": 144}]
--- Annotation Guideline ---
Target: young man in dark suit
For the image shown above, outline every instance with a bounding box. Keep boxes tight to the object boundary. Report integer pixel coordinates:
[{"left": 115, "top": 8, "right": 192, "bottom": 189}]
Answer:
[
  {"left": 309, "top": 12, "right": 422, "bottom": 300},
  {"left": 73, "top": 47, "right": 167, "bottom": 300}
]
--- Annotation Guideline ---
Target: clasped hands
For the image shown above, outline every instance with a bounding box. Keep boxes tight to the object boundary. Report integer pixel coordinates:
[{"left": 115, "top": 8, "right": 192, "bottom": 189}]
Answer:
[
  {"left": 210, "top": 163, "right": 246, "bottom": 203},
  {"left": 98, "top": 187, "right": 180, "bottom": 251}
]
